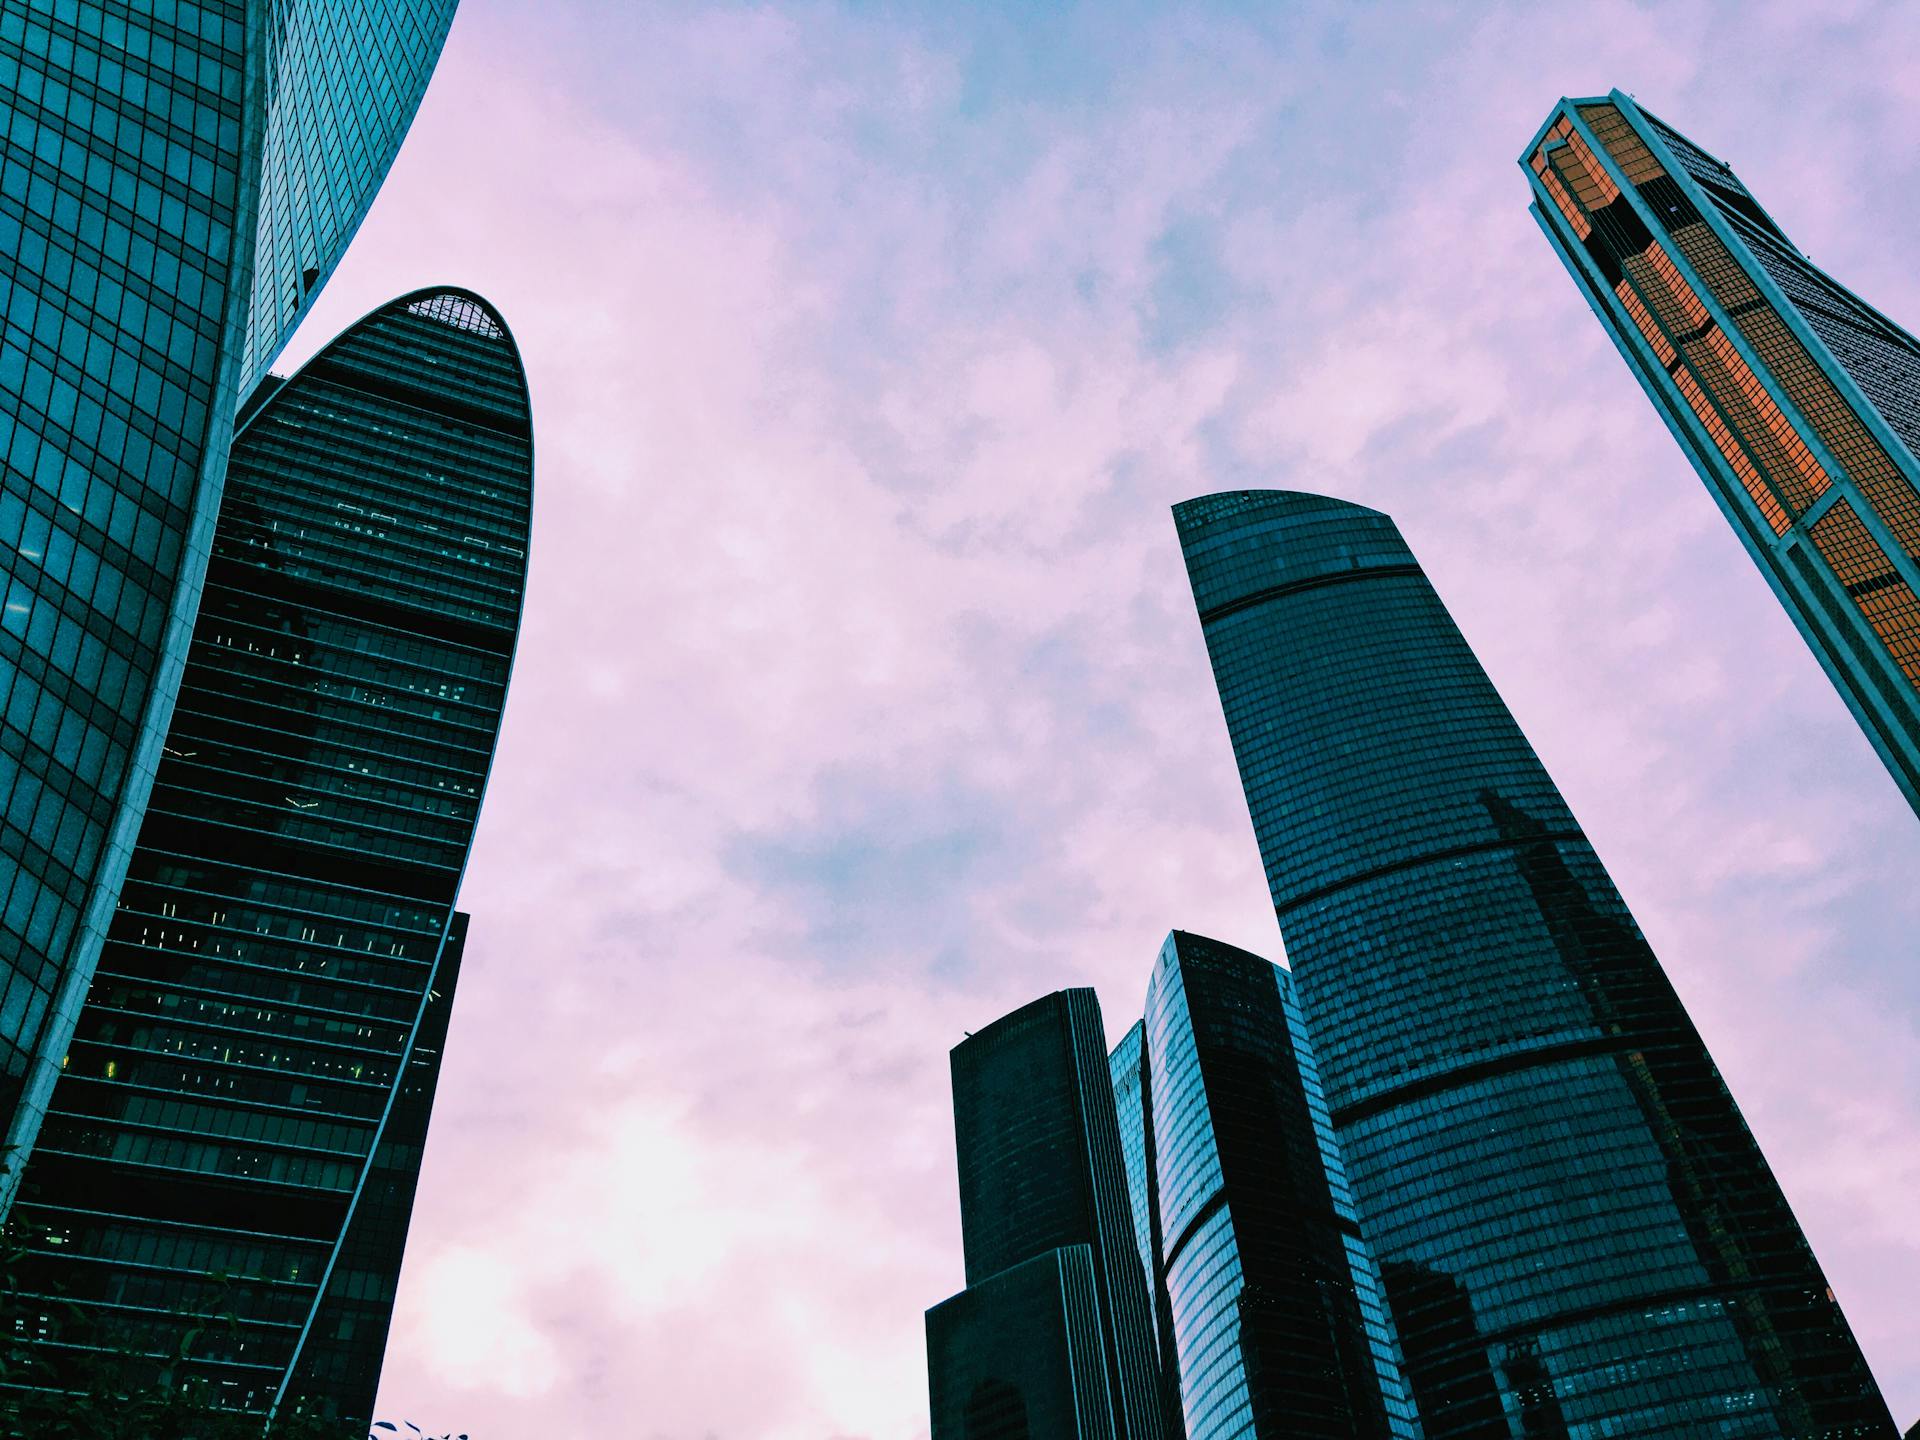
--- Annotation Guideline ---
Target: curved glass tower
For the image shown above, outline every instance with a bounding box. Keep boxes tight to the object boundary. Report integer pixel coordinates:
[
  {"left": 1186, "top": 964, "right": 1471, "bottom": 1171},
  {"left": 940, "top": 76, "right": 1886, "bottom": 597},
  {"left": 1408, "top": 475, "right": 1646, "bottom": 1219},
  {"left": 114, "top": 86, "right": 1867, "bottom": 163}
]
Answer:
[
  {"left": 1109, "top": 1020, "right": 1187, "bottom": 1439},
  {"left": 0, "top": 0, "right": 459, "bottom": 1208},
  {"left": 1138, "top": 931, "right": 1415, "bottom": 1440},
  {"left": 1175, "top": 491, "right": 1894, "bottom": 1439},
  {"left": 1525, "top": 92, "right": 1920, "bottom": 820},
  {"left": 6, "top": 287, "right": 530, "bottom": 1425}
]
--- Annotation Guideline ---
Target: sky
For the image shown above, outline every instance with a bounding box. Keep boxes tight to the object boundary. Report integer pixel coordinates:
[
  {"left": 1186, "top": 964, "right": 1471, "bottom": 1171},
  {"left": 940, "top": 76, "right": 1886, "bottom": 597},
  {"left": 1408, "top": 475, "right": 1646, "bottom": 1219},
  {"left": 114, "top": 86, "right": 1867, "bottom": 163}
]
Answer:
[{"left": 275, "top": 2, "right": 1920, "bottom": 1434}]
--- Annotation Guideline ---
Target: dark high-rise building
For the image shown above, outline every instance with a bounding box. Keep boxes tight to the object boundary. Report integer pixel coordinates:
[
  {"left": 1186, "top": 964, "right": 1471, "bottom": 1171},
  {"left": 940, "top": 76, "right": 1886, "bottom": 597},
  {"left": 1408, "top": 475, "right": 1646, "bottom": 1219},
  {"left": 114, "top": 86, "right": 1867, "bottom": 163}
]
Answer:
[
  {"left": 927, "top": 1245, "right": 1119, "bottom": 1440},
  {"left": 1120, "top": 930, "right": 1416, "bottom": 1440},
  {"left": 4, "top": 287, "right": 531, "bottom": 1425},
  {"left": 0, "top": 0, "right": 460, "bottom": 1210},
  {"left": 929, "top": 988, "right": 1166, "bottom": 1440},
  {"left": 1525, "top": 91, "right": 1920, "bottom": 819},
  {"left": 1108, "top": 1022, "right": 1185, "bottom": 1439},
  {"left": 1176, "top": 489, "right": 1895, "bottom": 1438}
]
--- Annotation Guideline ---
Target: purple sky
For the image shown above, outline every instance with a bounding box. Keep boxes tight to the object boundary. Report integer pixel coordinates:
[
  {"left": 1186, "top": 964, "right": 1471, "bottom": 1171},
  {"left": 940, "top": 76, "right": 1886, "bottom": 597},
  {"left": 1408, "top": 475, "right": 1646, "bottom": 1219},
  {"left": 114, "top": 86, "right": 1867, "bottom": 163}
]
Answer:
[{"left": 281, "top": 3, "right": 1920, "bottom": 1433}]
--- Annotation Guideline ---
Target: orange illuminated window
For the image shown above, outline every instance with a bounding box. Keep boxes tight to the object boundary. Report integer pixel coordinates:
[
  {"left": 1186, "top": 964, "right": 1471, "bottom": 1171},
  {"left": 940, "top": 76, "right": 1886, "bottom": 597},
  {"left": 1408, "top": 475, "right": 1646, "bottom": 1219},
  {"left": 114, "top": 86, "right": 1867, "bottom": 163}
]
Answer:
[
  {"left": 1660, "top": 216, "right": 1920, "bottom": 561},
  {"left": 1672, "top": 363, "right": 1791, "bottom": 535},
  {"left": 1578, "top": 103, "right": 1668, "bottom": 186},
  {"left": 1619, "top": 243, "right": 1830, "bottom": 519},
  {"left": 1811, "top": 500, "right": 1920, "bottom": 689},
  {"left": 1533, "top": 117, "right": 1594, "bottom": 238},
  {"left": 1547, "top": 131, "right": 1620, "bottom": 216},
  {"left": 1613, "top": 281, "right": 1676, "bottom": 368}
]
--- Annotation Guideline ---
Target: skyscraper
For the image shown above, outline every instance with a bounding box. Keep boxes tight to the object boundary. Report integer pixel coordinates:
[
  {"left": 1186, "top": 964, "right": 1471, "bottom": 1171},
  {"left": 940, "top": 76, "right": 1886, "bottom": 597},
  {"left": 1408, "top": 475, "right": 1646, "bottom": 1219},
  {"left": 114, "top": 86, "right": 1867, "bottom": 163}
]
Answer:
[
  {"left": 0, "top": 0, "right": 461, "bottom": 1210},
  {"left": 5, "top": 287, "right": 531, "bottom": 1425},
  {"left": 929, "top": 988, "right": 1166, "bottom": 1440},
  {"left": 927, "top": 1245, "right": 1120, "bottom": 1440},
  {"left": 1524, "top": 91, "right": 1920, "bottom": 820},
  {"left": 1108, "top": 1022, "right": 1185, "bottom": 1440},
  {"left": 1175, "top": 490, "right": 1894, "bottom": 1438},
  {"left": 1126, "top": 931, "right": 1416, "bottom": 1440}
]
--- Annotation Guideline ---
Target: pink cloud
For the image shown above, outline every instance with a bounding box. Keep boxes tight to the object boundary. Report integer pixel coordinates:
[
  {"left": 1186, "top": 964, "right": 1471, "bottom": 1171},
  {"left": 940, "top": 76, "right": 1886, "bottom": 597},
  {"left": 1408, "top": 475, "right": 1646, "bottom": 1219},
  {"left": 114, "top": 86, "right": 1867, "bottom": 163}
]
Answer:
[{"left": 267, "top": 3, "right": 1920, "bottom": 1432}]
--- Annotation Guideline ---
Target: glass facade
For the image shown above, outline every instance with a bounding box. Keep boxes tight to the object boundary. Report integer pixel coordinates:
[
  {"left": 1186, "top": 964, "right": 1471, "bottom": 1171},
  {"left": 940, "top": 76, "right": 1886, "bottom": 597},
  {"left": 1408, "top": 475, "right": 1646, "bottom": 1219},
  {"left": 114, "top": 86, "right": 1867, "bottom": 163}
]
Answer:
[
  {"left": 927, "top": 1244, "right": 1118, "bottom": 1440},
  {"left": 1175, "top": 490, "right": 1895, "bottom": 1439},
  {"left": 0, "top": 0, "right": 458, "bottom": 1212},
  {"left": 1525, "top": 90, "right": 1920, "bottom": 820},
  {"left": 935, "top": 987, "right": 1167, "bottom": 1440},
  {"left": 4, "top": 287, "right": 531, "bottom": 1425},
  {"left": 1109, "top": 1020, "right": 1186, "bottom": 1439},
  {"left": 1129, "top": 930, "right": 1415, "bottom": 1440},
  {"left": 240, "top": 0, "right": 461, "bottom": 396}
]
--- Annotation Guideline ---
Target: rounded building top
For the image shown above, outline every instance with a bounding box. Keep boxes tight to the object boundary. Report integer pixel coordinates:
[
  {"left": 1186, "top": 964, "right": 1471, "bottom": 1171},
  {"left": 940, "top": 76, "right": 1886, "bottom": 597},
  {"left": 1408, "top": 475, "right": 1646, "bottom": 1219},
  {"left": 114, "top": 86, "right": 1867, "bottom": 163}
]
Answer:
[{"left": 1173, "top": 490, "right": 1414, "bottom": 621}]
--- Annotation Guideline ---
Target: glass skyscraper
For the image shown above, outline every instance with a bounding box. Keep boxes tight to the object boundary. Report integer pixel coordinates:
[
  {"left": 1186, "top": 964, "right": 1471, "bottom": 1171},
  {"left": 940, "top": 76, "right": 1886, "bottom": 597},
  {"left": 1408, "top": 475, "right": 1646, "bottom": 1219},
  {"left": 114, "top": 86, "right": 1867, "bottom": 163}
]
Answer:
[
  {"left": 927, "top": 1245, "right": 1121, "bottom": 1440},
  {"left": 1525, "top": 90, "right": 1920, "bottom": 820},
  {"left": 929, "top": 987, "right": 1167, "bottom": 1440},
  {"left": 5, "top": 286, "right": 530, "bottom": 1425},
  {"left": 1108, "top": 1021, "right": 1186, "bottom": 1440},
  {"left": 0, "top": 0, "right": 460, "bottom": 1210},
  {"left": 1175, "top": 490, "right": 1894, "bottom": 1438},
  {"left": 1119, "top": 931, "right": 1416, "bottom": 1440}
]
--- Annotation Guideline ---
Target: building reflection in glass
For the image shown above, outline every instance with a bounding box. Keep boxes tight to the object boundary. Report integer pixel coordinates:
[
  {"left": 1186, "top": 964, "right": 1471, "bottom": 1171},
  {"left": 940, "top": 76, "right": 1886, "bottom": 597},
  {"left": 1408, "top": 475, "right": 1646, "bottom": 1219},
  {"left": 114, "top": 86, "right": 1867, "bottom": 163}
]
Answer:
[
  {"left": 1128, "top": 930, "right": 1418, "bottom": 1439},
  {"left": 1175, "top": 489, "right": 1895, "bottom": 1439}
]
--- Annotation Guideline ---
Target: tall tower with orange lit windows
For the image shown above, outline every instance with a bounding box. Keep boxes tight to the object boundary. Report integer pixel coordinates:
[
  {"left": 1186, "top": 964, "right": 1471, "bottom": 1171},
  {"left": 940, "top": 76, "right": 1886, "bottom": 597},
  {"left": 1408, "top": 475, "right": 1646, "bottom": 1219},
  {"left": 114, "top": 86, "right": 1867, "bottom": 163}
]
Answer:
[{"left": 1525, "top": 91, "right": 1920, "bottom": 819}]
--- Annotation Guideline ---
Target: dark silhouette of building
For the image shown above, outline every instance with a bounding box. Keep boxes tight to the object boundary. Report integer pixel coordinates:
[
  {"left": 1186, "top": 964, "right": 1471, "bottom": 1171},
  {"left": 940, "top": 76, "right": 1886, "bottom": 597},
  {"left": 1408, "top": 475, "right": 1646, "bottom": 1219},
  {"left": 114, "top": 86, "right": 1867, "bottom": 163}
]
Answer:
[
  {"left": 927, "top": 1245, "right": 1116, "bottom": 1440},
  {"left": 0, "top": 0, "right": 460, "bottom": 1213},
  {"left": 1526, "top": 91, "right": 1920, "bottom": 820},
  {"left": 1176, "top": 489, "right": 1895, "bottom": 1438},
  {"left": 928, "top": 988, "right": 1166, "bottom": 1439},
  {"left": 1376, "top": 1259, "right": 1506, "bottom": 1438},
  {"left": 1126, "top": 931, "right": 1415, "bottom": 1438},
  {"left": 5, "top": 288, "right": 531, "bottom": 1426}
]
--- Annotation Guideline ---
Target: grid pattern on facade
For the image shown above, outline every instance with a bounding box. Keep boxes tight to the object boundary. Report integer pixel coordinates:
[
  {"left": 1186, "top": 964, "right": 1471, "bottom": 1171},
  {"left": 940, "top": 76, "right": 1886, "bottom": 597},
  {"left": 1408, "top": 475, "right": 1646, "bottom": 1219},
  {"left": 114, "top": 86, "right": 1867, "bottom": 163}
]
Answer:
[
  {"left": 1176, "top": 489, "right": 1895, "bottom": 1439},
  {"left": 1529, "top": 121, "right": 1590, "bottom": 241},
  {"left": 948, "top": 990, "right": 1166, "bottom": 1440},
  {"left": 1643, "top": 201, "right": 1920, "bottom": 565},
  {"left": 406, "top": 291, "right": 505, "bottom": 339},
  {"left": 0, "top": 0, "right": 458, "bottom": 1215},
  {"left": 1568, "top": 100, "right": 1920, "bottom": 560},
  {"left": 1525, "top": 91, "right": 1920, "bottom": 815},
  {"left": 4, "top": 288, "right": 529, "bottom": 1426},
  {"left": 1639, "top": 108, "right": 1791, "bottom": 244},
  {"left": 1577, "top": 103, "right": 1666, "bottom": 183},
  {"left": 1811, "top": 499, "right": 1920, "bottom": 687},
  {"left": 1727, "top": 210, "right": 1920, "bottom": 463},
  {"left": 285, "top": 912, "right": 466, "bottom": 1413},
  {"left": 0, "top": 0, "right": 250, "bottom": 1182},
  {"left": 240, "top": 0, "right": 459, "bottom": 392},
  {"left": 1619, "top": 242, "right": 1830, "bottom": 519},
  {"left": 1715, "top": 213, "right": 1920, "bottom": 562},
  {"left": 926, "top": 1246, "right": 1117, "bottom": 1440},
  {"left": 1667, "top": 354, "right": 1792, "bottom": 533}
]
